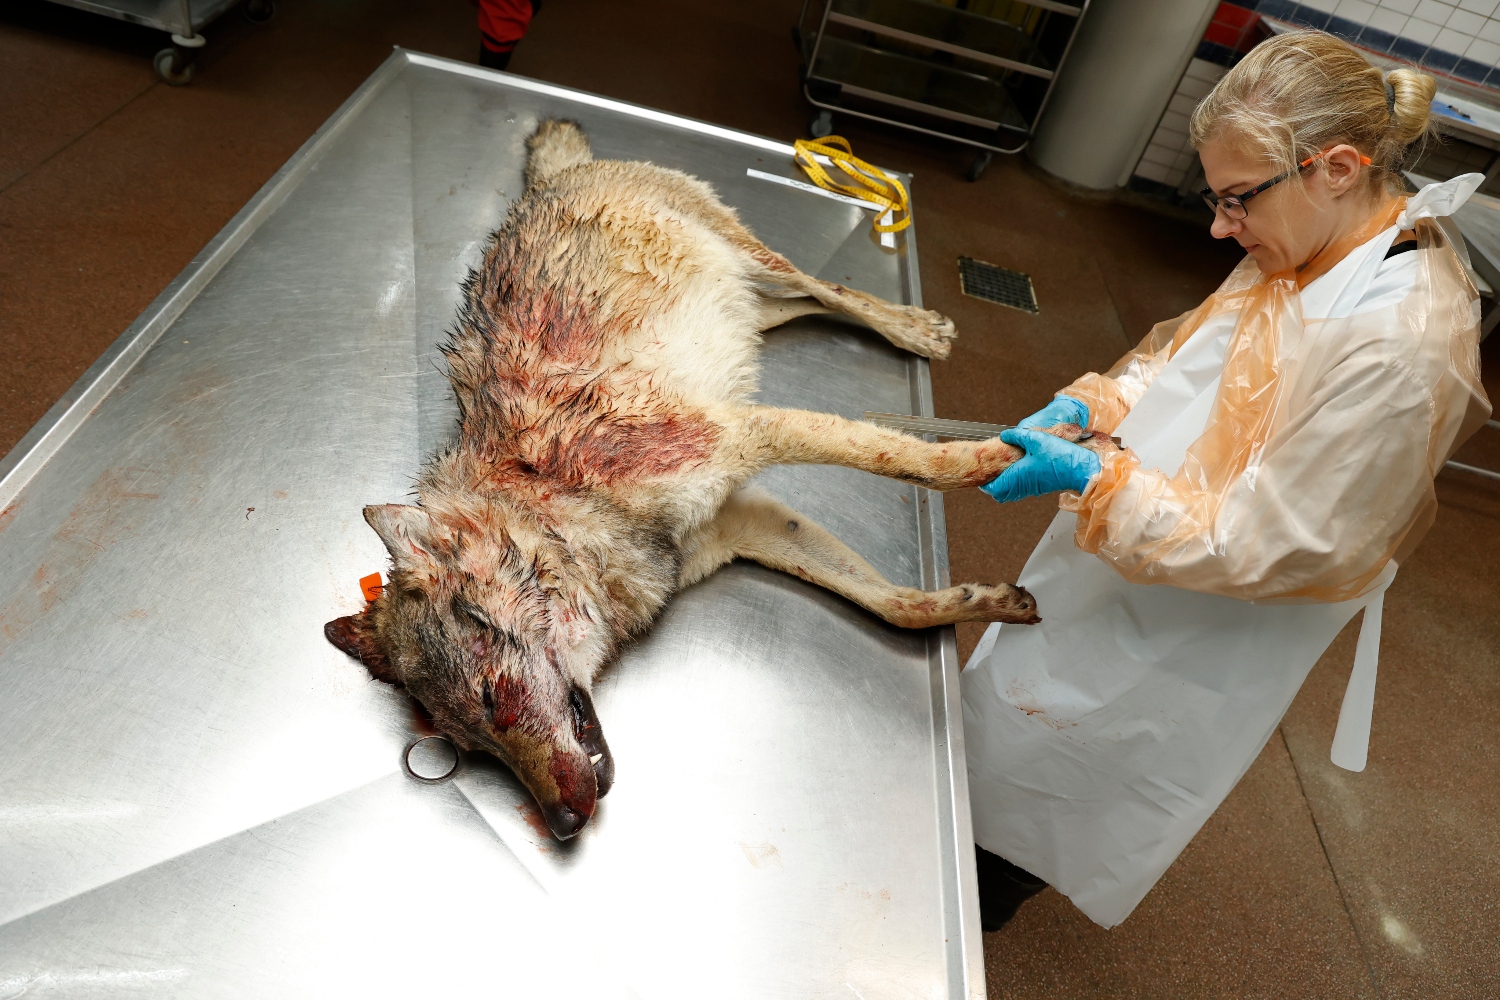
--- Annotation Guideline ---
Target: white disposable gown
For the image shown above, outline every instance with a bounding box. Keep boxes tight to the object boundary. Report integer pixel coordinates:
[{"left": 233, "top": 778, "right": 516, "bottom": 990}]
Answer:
[{"left": 962, "top": 176, "right": 1492, "bottom": 928}]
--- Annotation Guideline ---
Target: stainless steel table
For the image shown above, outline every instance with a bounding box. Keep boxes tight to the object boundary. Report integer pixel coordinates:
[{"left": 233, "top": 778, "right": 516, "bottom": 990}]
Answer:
[{"left": 0, "top": 51, "right": 985, "bottom": 999}]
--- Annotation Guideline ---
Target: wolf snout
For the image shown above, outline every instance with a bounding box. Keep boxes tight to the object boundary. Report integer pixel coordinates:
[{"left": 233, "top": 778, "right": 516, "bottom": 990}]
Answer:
[
  {"left": 541, "top": 747, "right": 602, "bottom": 840},
  {"left": 541, "top": 801, "right": 590, "bottom": 840}
]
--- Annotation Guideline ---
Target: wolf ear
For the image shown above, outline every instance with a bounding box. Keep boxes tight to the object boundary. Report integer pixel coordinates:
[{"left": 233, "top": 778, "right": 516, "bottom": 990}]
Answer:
[
  {"left": 324, "top": 609, "right": 400, "bottom": 685},
  {"left": 364, "top": 504, "right": 448, "bottom": 577}
]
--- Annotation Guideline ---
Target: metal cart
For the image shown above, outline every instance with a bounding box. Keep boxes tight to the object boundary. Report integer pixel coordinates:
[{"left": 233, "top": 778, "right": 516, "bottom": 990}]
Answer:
[
  {"left": 796, "top": 0, "right": 1091, "bottom": 179},
  {"left": 40, "top": 0, "right": 274, "bottom": 85},
  {"left": 0, "top": 51, "right": 987, "bottom": 998}
]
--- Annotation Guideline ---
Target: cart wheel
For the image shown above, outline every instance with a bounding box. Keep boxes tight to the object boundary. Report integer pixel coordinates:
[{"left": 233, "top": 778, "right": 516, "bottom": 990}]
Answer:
[
  {"left": 245, "top": 0, "right": 275, "bottom": 22},
  {"left": 810, "top": 111, "right": 834, "bottom": 138},
  {"left": 966, "top": 151, "right": 993, "bottom": 182},
  {"left": 153, "top": 47, "right": 197, "bottom": 86}
]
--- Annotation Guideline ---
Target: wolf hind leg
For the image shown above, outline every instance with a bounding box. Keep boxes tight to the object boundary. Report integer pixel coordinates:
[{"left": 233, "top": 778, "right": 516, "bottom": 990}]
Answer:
[
  {"left": 745, "top": 243, "right": 955, "bottom": 358},
  {"left": 753, "top": 293, "right": 834, "bottom": 332},
  {"left": 679, "top": 489, "right": 1038, "bottom": 626},
  {"left": 691, "top": 209, "right": 954, "bottom": 356}
]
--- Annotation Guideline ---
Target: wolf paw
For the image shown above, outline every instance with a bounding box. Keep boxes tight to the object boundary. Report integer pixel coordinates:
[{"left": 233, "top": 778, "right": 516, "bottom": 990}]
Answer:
[
  {"left": 959, "top": 582, "right": 1040, "bottom": 625},
  {"left": 883, "top": 305, "right": 957, "bottom": 359},
  {"left": 1041, "top": 423, "right": 1124, "bottom": 456}
]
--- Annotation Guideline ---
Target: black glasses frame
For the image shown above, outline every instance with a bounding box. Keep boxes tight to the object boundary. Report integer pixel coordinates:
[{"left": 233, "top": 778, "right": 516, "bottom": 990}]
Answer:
[{"left": 1199, "top": 166, "right": 1299, "bottom": 220}]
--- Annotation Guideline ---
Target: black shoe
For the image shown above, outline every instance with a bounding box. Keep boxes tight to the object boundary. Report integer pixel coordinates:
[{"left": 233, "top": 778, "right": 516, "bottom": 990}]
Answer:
[
  {"left": 478, "top": 45, "right": 512, "bottom": 71},
  {"left": 975, "top": 845, "right": 1047, "bottom": 931}
]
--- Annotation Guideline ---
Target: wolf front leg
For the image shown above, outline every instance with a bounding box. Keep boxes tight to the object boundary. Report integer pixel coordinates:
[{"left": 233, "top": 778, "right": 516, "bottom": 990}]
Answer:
[
  {"left": 679, "top": 489, "right": 1039, "bottom": 626},
  {"left": 722, "top": 405, "right": 1024, "bottom": 490}
]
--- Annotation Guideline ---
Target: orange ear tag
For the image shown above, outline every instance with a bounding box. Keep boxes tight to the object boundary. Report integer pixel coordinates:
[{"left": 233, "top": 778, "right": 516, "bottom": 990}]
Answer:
[{"left": 360, "top": 572, "right": 384, "bottom": 603}]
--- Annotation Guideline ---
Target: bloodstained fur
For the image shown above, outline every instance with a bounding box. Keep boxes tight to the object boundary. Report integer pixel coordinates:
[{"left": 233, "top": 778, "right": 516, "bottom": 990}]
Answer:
[{"left": 324, "top": 119, "right": 1049, "bottom": 839}]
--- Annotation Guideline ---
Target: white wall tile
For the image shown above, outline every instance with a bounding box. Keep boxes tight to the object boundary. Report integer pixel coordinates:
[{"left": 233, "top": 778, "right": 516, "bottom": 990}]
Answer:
[
  {"left": 1457, "top": 0, "right": 1498, "bottom": 15},
  {"left": 1160, "top": 110, "right": 1190, "bottom": 133},
  {"left": 1479, "top": 17, "right": 1500, "bottom": 41},
  {"left": 1415, "top": 0, "right": 1457, "bottom": 21},
  {"left": 1151, "top": 120, "right": 1187, "bottom": 141},
  {"left": 1381, "top": 0, "right": 1421, "bottom": 14},
  {"left": 1405, "top": 16, "right": 1443, "bottom": 41},
  {"left": 1337, "top": 0, "right": 1377, "bottom": 19},
  {"left": 1448, "top": 7, "right": 1486, "bottom": 31},
  {"left": 1466, "top": 35, "right": 1500, "bottom": 61},
  {"left": 1437, "top": 25, "right": 1476, "bottom": 49},
  {"left": 1141, "top": 145, "right": 1177, "bottom": 168},
  {"left": 1370, "top": 7, "right": 1409, "bottom": 29},
  {"left": 1299, "top": 0, "right": 1341, "bottom": 13},
  {"left": 1176, "top": 77, "right": 1215, "bottom": 100},
  {"left": 1156, "top": 129, "right": 1190, "bottom": 154},
  {"left": 1135, "top": 160, "right": 1171, "bottom": 184},
  {"left": 1183, "top": 58, "right": 1227, "bottom": 83},
  {"left": 1168, "top": 93, "right": 1198, "bottom": 115}
]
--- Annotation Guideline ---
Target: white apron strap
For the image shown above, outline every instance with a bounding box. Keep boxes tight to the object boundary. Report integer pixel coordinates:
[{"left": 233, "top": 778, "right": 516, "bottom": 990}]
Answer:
[{"left": 1329, "top": 567, "right": 1395, "bottom": 772}]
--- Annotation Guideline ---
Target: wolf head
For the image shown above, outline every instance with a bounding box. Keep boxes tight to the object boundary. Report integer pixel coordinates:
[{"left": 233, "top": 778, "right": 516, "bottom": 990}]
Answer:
[{"left": 325, "top": 503, "right": 614, "bottom": 839}]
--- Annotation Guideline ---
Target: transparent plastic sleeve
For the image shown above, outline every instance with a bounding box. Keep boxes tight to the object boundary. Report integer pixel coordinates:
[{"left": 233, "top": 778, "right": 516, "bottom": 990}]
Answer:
[{"left": 1056, "top": 201, "right": 1491, "bottom": 602}]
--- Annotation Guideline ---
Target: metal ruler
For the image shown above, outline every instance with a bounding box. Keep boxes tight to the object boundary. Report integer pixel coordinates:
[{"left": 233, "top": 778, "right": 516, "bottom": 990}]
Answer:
[{"left": 865, "top": 414, "right": 1500, "bottom": 482}]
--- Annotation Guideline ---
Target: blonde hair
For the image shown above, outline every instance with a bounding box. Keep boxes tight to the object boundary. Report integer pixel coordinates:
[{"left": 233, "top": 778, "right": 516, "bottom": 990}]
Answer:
[{"left": 1190, "top": 31, "right": 1437, "bottom": 193}]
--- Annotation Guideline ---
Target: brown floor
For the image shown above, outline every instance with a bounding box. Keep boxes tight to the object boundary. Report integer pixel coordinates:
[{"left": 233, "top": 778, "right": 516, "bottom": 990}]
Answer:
[{"left": 2, "top": 1, "right": 1497, "bottom": 996}]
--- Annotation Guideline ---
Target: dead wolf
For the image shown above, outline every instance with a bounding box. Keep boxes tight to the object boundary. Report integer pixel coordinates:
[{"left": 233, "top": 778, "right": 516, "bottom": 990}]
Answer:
[{"left": 326, "top": 120, "right": 1114, "bottom": 839}]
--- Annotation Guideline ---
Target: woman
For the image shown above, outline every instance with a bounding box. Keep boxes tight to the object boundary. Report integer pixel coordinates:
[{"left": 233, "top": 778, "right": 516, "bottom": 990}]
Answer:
[{"left": 964, "top": 30, "right": 1492, "bottom": 930}]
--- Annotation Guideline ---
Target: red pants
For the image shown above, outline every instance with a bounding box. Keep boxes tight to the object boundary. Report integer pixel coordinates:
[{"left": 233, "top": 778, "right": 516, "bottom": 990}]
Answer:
[{"left": 477, "top": 0, "right": 534, "bottom": 55}]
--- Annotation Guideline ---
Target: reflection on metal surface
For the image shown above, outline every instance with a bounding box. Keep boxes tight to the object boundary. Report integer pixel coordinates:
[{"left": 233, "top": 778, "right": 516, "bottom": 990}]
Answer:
[
  {"left": 866, "top": 411, "right": 1011, "bottom": 440},
  {"left": 0, "top": 51, "right": 983, "bottom": 998},
  {"left": 404, "top": 736, "right": 460, "bottom": 783}
]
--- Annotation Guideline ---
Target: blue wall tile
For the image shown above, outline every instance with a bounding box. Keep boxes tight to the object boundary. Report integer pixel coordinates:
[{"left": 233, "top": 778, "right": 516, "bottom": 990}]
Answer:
[
  {"left": 1195, "top": 40, "right": 1241, "bottom": 67},
  {"left": 1325, "top": 15, "right": 1362, "bottom": 41},
  {"left": 1255, "top": 0, "right": 1297, "bottom": 21},
  {"left": 1290, "top": 6, "right": 1330, "bottom": 29},
  {"left": 1422, "top": 47, "right": 1461, "bottom": 73},
  {"left": 1357, "top": 27, "right": 1396, "bottom": 53},
  {"left": 1181, "top": 0, "right": 1500, "bottom": 98},
  {"left": 1390, "top": 37, "right": 1429, "bottom": 63},
  {"left": 1455, "top": 57, "right": 1493, "bottom": 84}
]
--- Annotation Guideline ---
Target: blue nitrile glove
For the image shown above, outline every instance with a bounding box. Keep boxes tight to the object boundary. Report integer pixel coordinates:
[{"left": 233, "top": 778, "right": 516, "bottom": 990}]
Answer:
[
  {"left": 1016, "top": 395, "right": 1089, "bottom": 430},
  {"left": 981, "top": 428, "right": 1102, "bottom": 504}
]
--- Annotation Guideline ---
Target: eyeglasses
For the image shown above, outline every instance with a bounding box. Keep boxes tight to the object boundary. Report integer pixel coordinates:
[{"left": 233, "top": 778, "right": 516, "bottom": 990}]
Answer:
[{"left": 1200, "top": 150, "right": 1372, "bottom": 220}]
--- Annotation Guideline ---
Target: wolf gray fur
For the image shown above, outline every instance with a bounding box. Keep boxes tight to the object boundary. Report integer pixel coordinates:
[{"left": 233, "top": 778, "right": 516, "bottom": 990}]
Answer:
[{"left": 325, "top": 119, "right": 1117, "bottom": 839}]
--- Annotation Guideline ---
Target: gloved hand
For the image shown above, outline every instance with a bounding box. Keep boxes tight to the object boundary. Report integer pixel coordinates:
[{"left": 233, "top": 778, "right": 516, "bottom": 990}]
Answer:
[
  {"left": 981, "top": 427, "right": 1102, "bottom": 504},
  {"left": 1016, "top": 395, "right": 1089, "bottom": 431}
]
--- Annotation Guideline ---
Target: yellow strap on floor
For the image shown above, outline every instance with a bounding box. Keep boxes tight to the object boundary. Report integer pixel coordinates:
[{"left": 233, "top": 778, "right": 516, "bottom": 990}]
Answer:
[{"left": 793, "top": 136, "right": 911, "bottom": 234}]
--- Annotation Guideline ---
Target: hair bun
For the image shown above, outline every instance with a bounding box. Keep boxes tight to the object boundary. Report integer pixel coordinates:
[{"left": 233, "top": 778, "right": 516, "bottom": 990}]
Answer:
[{"left": 1385, "top": 67, "right": 1436, "bottom": 145}]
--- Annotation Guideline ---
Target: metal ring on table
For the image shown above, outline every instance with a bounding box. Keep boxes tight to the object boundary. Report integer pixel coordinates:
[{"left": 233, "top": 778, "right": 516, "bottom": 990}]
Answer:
[{"left": 403, "top": 735, "right": 461, "bottom": 783}]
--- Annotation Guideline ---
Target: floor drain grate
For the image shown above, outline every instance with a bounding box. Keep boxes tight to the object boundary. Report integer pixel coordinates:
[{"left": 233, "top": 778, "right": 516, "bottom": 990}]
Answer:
[{"left": 958, "top": 256, "right": 1038, "bottom": 313}]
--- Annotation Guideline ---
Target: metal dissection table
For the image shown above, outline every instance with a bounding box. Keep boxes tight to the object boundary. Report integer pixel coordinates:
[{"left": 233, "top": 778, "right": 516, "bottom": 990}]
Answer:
[{"left": 0, "top": 51, "right": 985, "bottom": 999}]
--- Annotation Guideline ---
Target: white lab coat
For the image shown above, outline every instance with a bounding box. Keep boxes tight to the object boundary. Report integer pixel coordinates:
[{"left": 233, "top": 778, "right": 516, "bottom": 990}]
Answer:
[{"left": 961, "top": 177, "right": 1487, "bottom": 928}]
